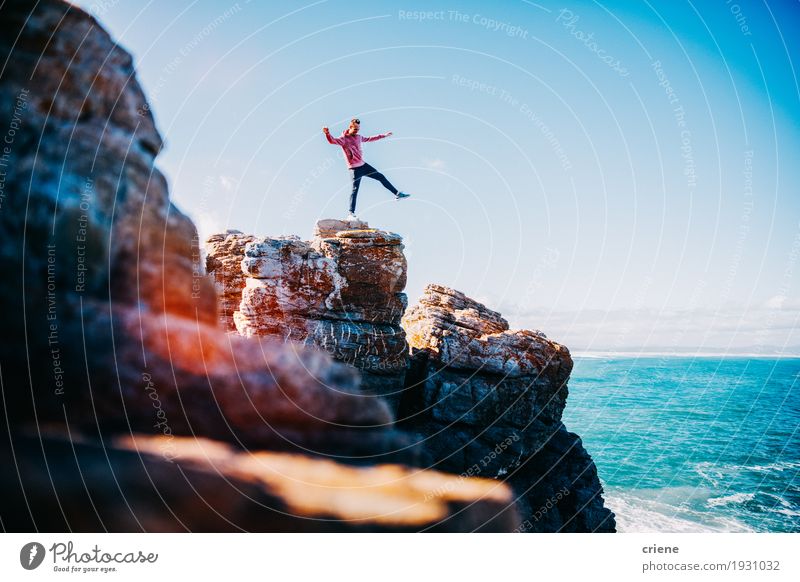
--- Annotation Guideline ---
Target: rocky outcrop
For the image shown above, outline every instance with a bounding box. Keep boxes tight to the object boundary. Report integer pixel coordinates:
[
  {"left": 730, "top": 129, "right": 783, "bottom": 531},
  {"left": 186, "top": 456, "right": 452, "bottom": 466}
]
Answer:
[
  {"left": 401, "top": 284, "right": 616, "bottom": 532},
  {"left": 0, "top": 0, "right": 395, "bottom": 456},
  {"left": 216, "top": 218, "right": 410, "bottom": 410},
  {"left": 0, "top": 0, "right": 518, "bottom": 532},
  {"left": 205, "top": 230, "right": 258, "bottom": 331},
  {"left": 2, "top": 433, "right": 518, "bottom": 532}
]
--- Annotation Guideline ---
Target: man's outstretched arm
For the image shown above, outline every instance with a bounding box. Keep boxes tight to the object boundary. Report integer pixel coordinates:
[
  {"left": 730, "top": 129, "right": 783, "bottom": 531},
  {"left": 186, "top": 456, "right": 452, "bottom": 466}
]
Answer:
[
  {"left": 362, "top": 131, "right": 393, "bottom": 142},
  {"left": 323, "top": 126, "right": 344, "bottom": 145}
]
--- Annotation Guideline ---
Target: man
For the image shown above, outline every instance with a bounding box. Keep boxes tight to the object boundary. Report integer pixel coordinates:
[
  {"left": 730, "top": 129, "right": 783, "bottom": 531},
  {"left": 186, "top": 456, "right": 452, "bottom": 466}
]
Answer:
[{"left": 323, "top": 118, "right": 410, "bottom": 220}]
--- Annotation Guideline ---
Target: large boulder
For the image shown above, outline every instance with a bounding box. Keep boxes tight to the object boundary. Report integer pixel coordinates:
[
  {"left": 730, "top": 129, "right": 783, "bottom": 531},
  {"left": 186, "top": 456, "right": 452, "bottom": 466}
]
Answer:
[
  {"left": 401, "top": 284, "right": 616, "bottom": 532},
  {"left": 214, "top": 219, "right": 410, "bottom": 410},
  {"left": 0, "top": 0, "right": 395, "bottom": 456}
]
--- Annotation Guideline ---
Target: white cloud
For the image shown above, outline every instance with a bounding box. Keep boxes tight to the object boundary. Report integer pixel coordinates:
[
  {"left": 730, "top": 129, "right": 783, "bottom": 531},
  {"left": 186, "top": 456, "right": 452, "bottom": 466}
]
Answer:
[
  {"left": 764, "top": 295, "right": 800, "bottom": 310},
  {"left": 424, "top": 158, "right": 447, "bottom": 170},
  {"left": 503, "top": 305, "right": 800, "bottom": 354}
]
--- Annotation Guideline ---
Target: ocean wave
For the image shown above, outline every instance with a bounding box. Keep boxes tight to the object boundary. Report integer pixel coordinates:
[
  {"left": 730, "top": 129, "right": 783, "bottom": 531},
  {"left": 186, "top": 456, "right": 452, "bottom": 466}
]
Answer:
[
  {"left": 695, "top": 460, "right": 800, "bottom": 485},
  {"left": 693, "top": 462, "right": 724, "bottom": 487},
  {"left": 605, "top": 490, "right": 754, "bottom": 533},
  {"left": 748, "top": 461, "right": 800, "bottom": 473},
  {"left": 761, "top": 492, "right": 796, "bottom": 508},
  {"left": 706, "top": 492, "right": 756, "bottom": 507}
]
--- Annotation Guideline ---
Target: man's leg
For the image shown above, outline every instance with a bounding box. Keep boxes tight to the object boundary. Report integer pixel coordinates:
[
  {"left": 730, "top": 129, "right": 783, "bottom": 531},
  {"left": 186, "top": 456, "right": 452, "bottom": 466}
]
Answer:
[
  {"left": 349, "top": 167, "right": 364, "bottom": 213},
  {"left": 361, "top": 163, "right": 399, "bottom": 196}
]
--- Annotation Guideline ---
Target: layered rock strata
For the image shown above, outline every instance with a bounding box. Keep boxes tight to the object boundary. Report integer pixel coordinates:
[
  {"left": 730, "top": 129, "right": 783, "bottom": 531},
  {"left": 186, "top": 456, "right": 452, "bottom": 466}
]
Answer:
[
  {"left": 401, "top": 284, "right": 616, "bottom": 532},
  {"left": 225, "top": 218, "right": 410, "bottom": 409},
  {"left": 0, "top": 0, "right": 514, "bottom": 531}
]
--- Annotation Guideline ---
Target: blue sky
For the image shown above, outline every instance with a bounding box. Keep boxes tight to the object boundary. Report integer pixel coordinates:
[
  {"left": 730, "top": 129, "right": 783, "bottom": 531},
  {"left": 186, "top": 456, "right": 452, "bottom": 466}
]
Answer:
[{"left": 74, "top": 0, "right": 800, "bottom": 353}]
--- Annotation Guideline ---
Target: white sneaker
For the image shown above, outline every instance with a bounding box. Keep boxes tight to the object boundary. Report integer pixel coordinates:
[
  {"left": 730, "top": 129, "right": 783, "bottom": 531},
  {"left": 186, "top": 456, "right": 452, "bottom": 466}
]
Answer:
[{"left": 346, "top": 212, "right": 359, "bottom": 221}]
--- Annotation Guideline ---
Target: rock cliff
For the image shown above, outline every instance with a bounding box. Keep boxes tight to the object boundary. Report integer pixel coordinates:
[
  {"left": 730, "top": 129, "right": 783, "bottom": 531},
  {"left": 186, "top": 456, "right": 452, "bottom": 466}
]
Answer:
[
  {"left": 209, "top": 219, "right": 410, "bottom": 410},
  {"left": 206, "top": 237, "right": 615, "bottom": 531},
  {"left": 0, "top": 0, "right": 517, "bottom": 532},
  {"left": 401, "top": 284, "right": 616, "bottom": 532},
  {"left": 0, "top": 0, "right": 397, "bottom": 456}
]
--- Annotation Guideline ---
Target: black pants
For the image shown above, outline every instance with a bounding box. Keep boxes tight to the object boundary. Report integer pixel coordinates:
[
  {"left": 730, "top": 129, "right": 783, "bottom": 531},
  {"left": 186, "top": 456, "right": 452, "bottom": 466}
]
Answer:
[{"left": 349, "top": 162, "right": 398, "bottom": 213}]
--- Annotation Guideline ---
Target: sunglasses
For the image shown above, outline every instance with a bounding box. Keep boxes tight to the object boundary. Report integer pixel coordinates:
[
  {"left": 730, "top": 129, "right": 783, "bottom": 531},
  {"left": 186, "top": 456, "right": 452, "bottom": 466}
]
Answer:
[{"left": 351, "top": 119, "right": 360, "bottom": 124}]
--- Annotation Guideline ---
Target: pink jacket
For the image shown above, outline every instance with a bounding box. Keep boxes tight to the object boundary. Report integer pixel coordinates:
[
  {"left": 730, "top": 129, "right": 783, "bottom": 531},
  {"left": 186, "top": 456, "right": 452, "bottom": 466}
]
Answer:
[{"left": 325, "top": 130, "right": 389, "bottom": 168}]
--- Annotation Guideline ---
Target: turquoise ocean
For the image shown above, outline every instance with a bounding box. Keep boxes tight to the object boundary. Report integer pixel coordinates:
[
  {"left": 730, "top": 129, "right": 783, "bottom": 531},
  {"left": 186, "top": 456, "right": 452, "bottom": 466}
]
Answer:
[{"left": 562, "top": 356, "right": 800, "bottom": 532}]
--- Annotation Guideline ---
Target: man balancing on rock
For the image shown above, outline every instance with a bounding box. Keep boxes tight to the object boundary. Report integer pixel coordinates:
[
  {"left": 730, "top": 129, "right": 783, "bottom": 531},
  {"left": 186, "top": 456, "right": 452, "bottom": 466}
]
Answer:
[{"left": 323, "top": 117, "right": 411, "bottom": 221}]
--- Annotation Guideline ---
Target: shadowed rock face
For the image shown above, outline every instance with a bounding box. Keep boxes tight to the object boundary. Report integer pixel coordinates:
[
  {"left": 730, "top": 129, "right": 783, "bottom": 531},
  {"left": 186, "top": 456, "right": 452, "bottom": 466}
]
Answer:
[
  {"left": 0, "top": 0, "right": 519, "bottom": 531},
  {"left": 401, "top": 284, "right": 616, "bottom": 532},
  {"left": 0, "top": 433, "right": 519, "bottom": 532},
  {"left": 211, "top": 218, "right": 410, "bottom": 410},
  {"left": 0, "top": 0, "right": 392, "bottom": 451}
]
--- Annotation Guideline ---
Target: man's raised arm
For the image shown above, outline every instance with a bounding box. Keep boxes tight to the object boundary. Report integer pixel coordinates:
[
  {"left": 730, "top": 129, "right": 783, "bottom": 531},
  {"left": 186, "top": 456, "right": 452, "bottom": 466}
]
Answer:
[
  {"left": 362, "top": 131, "right": 393, "bottom": 142},
  {"left": 323, "top": 126, "right": 343, "bottom": 145}
]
